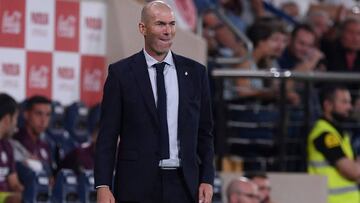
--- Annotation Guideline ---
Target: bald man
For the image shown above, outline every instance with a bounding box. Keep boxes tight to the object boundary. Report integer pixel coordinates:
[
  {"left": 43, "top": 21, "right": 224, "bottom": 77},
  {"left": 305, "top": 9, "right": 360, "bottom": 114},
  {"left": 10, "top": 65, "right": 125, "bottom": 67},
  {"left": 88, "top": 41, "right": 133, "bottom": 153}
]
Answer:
[
  {"left": 226, "top": 177, "right": 260, "bottom": 203},
  {"left": 94, "top": 1, "right": 214, "bottom": 203}
]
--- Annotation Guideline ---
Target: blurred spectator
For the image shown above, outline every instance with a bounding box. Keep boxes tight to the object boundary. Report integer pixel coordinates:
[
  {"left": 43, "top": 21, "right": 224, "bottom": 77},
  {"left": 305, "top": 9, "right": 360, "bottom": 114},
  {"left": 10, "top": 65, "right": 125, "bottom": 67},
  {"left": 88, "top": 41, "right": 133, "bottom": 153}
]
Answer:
[
  {"left": 278, "top": 24, "right": 324, "bottom": 72},
  {"left": 222, "top": 0, "right": 265, "bottom": 32},
  {"left": 196, "top": 0, "right": 265, "bottom": 58},
  {"left": 201, "top": 9, "right": 246, "bottom": 58},
  {"left": 163, "top": 0, "right": 197, "bottom": 31},
  {"left": 245, "top": 172, "right": 275, "bottom": 203},
  {"left": 306, "top": 10, "right": 333, "bottom": 42},
  {"left": 226, "top": 177, "right": 260, "bottom": 203},
  {"left": 233, "top": 18, "right": 288, "bottom": 102},
  {"left": 233, "top": 18, "right": 300, "bottom": 105},
  {"left": 59, "top": 123, "right": 98, "bottom": 175},
  {"left": 280, "top": 1, "right": 301, "bottom": 20},
  {"left": 0, "top": 93, "right": 23, "bottom": 203},
  {"left": 322, "top": 18, "right": 360, "bottom": 101},
  {"left": 322, "top": 18, "right": 360, "bottom": 72},
  {"left": 12, "top": 96, "right": 53, "bottom": 176},
  {"left": 307, "top": 86, "right": 360, "bottom": 203}
]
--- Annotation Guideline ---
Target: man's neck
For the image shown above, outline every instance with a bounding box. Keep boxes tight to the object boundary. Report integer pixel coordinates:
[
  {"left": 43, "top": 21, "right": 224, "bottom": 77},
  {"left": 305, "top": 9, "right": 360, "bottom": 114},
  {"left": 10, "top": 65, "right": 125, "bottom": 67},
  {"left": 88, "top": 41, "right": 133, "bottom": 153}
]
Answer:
[
  {"left": 144, "top": 48, "right": 167, "bottom": 62},
  {"left": 25, "top": 126, "right": 39, "bottom": 142}
]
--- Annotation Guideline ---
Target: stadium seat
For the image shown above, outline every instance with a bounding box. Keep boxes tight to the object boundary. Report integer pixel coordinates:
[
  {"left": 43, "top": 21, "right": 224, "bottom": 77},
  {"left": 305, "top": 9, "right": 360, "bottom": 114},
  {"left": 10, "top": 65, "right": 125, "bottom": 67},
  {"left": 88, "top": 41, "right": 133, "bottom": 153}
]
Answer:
[
  {"left": 64, "top": 102, "right": 91, "bottom": 144},
  {"left": 46, "top": 101, "right": 76, "bottom": 161},
  {"left": 78, "top": 169, "right": 96, "bottom": 203},
  {"left": 51, "top": 169, "right": 79, "bottom": 203},
  {"left": 17, "top": 162, "right": 50, "bottom": 203},
  {"left": 88, "top": 103, "right": 101, "bottom": 133}
]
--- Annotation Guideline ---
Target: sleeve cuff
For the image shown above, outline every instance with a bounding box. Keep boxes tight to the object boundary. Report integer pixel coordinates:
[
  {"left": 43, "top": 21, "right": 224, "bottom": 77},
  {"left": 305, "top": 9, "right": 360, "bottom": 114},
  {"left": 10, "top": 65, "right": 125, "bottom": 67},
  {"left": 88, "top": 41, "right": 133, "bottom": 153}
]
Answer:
[{"left": 96, "top": 185, "right": 110, "bottom": 189}]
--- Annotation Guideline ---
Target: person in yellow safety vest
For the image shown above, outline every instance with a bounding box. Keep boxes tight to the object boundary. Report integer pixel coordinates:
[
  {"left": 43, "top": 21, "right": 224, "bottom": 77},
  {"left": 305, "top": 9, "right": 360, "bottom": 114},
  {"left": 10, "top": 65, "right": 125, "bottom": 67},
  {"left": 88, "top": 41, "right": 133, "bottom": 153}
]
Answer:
[{"left": 307, "top": 85, "right": 360, "bottom": 203}]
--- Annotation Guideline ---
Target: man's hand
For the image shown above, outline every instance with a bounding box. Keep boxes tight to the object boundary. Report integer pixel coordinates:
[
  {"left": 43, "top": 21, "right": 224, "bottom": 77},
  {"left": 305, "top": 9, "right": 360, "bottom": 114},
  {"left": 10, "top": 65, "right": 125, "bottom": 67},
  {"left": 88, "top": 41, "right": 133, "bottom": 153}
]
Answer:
[
  {"left": 97, "top": 187, "right": 115, "bottom": 203},
  {"left": 198, "top": 183, "right": 213, "bottom": 203}
]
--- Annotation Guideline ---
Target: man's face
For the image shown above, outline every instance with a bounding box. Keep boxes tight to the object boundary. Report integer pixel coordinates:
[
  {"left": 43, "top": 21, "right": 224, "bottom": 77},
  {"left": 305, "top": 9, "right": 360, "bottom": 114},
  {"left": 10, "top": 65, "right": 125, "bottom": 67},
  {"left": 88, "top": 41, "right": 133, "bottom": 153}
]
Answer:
[
  {"left": 331, "top": 89, "right": 352, "bottom": 120},
  {"left": 3, "top": 111, "right": 19, "bottom": 138},
  {"left": 341, "top": 22, "right": 360, "bottom": 51},
  {"left": 25, "top": 103, "right": 51, "bottom": 136},
  {"left": 251, "top": 177, "right": 271, "bottom": 203},
  {"left": 230, "top": 182, "right": 260, "bottom": 203},
  {"left": 311, "top": 15, "right": 331, "bottom": 38},
  {"left": 140, "top": 6, "right": 176, "bottom": 57},
  {"left": 265, "top": 32, "right": 288, "bottom": 58},
  {"left": 290, "top": 29, "right": 316, "bottom": 61}
]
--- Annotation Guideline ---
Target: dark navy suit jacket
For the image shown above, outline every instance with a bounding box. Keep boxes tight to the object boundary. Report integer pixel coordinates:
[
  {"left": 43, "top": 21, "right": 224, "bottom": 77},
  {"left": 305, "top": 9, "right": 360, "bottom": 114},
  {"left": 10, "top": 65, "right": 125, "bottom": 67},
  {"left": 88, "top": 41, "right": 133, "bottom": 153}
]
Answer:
[{"left": 94, "top": 51, "right": 215, "bottom": 202}]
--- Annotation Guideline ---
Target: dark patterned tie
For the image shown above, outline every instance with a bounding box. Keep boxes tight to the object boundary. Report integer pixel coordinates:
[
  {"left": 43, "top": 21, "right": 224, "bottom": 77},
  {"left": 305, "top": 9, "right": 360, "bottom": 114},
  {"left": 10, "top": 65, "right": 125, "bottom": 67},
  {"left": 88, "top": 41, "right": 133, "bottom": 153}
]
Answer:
[{"left": 153, "top": 62, "right": 170, "bottom": 159}]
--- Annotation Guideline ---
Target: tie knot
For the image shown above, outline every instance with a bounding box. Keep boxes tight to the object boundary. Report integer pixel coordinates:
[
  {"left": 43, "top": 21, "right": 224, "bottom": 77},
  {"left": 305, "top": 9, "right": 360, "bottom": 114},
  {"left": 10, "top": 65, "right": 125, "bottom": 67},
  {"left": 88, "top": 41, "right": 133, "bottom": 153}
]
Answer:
[{"left": 153, "top": 62, "right": 166, "bottom": 73}]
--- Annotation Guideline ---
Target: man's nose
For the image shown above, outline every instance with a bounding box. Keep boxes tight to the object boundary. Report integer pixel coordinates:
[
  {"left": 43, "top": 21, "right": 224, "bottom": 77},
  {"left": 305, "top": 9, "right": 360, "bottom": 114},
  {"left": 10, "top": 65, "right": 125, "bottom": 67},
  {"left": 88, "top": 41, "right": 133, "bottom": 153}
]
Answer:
[{"left": 164, "top": 25, "right": 171, "bottom": 34}]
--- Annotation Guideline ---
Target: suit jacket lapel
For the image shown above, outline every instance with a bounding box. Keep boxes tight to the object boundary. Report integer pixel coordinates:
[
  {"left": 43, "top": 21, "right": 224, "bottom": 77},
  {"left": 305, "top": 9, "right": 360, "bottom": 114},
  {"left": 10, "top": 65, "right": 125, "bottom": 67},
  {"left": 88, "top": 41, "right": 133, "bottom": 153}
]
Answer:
[{"left": 130, "top": 51, "right": 159, "bottom": 125}]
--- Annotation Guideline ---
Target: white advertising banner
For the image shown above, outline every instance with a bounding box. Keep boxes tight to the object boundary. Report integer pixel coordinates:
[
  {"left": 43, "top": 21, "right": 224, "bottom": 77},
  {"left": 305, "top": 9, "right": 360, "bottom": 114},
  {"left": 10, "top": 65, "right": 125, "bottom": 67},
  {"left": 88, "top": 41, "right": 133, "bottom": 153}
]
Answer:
[
  {"left": 53, "top": 52, "right": 80, "bottom": 105},
  {"left": 0, "top": 48, "right": 26, "bottom": 101},
  {"left": 25, "top": 0, "right": 55, "bottom": 51},
  {"left": 80, "top": 1, "right": 107, "bottom": 55}
]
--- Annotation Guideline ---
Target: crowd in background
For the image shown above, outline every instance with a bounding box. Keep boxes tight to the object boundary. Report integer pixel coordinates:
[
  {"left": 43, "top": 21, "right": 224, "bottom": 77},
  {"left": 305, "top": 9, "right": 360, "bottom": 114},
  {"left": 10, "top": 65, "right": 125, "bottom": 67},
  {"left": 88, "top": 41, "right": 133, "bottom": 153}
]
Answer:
[{"left": 2, "top": 0, "right": 360, "bottom": 202}]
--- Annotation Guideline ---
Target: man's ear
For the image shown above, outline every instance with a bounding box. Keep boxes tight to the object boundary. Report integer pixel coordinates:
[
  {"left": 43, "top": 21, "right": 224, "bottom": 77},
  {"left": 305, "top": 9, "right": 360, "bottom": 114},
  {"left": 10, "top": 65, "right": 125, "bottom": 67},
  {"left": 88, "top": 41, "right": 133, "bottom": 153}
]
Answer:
[
  {"left": 139, "top": 22, "right": 146, "bottom": 36},
  {"left": 2, "top": 114, "right": 11, "bottom": 127},
  {"left": 324, "top": 100, "right": 333, "bottom": 111}
]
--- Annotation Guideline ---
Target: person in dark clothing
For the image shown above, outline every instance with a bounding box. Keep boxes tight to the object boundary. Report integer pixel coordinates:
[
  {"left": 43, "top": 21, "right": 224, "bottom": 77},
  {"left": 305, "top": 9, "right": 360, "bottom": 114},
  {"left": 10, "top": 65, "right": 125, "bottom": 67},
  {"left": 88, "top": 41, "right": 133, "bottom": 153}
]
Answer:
[{"left": 0, "top": 93, "right": 23, "bottom": 203}]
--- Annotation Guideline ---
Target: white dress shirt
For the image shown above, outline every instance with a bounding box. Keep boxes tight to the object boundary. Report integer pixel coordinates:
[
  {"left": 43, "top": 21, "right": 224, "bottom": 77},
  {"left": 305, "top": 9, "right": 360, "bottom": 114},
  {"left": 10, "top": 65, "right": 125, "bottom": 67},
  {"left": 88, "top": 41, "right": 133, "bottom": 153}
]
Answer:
[{"left": 143, "top": 49, "right": 180, "bottom": 167}]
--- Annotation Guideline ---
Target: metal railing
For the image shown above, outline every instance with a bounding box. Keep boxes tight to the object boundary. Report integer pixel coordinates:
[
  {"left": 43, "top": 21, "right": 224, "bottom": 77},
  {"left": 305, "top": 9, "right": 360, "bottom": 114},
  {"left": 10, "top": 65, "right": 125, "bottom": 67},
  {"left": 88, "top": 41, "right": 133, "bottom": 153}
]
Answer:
[{"left": 212, "top": 69, "right": 360, "bottom": 171}]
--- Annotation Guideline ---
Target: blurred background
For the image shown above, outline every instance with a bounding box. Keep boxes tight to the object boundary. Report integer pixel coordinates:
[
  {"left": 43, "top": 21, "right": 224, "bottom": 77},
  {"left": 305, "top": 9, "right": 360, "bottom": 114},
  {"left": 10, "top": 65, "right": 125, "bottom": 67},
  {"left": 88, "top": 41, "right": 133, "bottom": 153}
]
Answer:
[{"left": 2, "top": 0, "right": 360, "bottom": 202}]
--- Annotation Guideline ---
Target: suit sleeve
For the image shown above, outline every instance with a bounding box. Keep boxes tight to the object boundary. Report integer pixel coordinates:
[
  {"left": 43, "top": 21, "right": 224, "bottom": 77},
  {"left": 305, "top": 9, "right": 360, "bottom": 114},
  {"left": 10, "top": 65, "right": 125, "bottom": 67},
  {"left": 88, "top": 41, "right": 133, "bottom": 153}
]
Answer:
[
  {"left": 197, "top": 65, "right": 215, "bottom": 185},
  {"left": 94, "top": 64, "right": 122, "bottom": 188}
]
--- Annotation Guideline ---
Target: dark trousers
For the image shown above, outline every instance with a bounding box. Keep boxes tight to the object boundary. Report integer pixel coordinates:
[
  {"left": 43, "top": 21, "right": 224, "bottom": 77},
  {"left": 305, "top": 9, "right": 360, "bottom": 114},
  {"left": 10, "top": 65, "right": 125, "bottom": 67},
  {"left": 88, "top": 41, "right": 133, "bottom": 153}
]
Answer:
[{"left": 119, "top": 168, "right": 194, "bottom": 203}]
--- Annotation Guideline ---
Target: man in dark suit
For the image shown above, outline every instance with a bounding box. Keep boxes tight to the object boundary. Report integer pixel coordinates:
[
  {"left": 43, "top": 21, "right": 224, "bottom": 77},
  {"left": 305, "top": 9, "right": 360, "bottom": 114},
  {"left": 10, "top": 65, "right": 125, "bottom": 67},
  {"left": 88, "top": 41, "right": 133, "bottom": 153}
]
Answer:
[{"left": 95, "top": 1, "right": 215, "bottom": 203}]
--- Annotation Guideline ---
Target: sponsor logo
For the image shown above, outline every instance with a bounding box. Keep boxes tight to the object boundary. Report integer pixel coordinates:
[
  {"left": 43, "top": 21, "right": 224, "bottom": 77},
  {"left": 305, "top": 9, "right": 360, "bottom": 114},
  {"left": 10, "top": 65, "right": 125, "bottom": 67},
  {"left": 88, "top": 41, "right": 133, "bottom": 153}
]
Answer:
[
  {"left": 29, "top": 65, "right": 49, "bottom": 88},
  {"left": 1, "top": 10, "right": 22, "bottom": 34},
  {"left": 31, "top": 12, "right": 48, "bottom": 25},
  {"left": 2, "top": 63, "right": 20, "bottom": 76},
  {"left": 58, "top": 67, "right": 74, "bottom": 79},
  {"left": 83, "top": 69, "right": 101, "bottom": 91},
  {"left": 57, "top": 15, "right": 76, "bottom": 38},
  {"left": 85, "top": 17, "right": 101, "bottom": 30}
]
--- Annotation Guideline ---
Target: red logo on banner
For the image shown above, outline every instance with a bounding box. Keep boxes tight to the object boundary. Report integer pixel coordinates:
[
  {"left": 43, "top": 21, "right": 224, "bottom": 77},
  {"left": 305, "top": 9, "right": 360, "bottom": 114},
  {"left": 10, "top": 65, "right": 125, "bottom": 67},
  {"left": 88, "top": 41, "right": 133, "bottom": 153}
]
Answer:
[
  {"left": 80, "top": 55, "right": 105, "bottom": 107},
  {"left": 2, "top": 63, "right": 20, "bottom": 76},
  {"left": 26, "top": 52, "right": 52, "bottom": 98},
  {"left": 31, "top": 12, "right": 48, "bottom": 25},
  {"left": 0, "top": 0, "right": 25, "bottom": 47},
  {"left": 55, "top": 0, "right": 79, "bottom": 51},
  {"left": 85, "top": 17, "right": 102, "bottom": 30},
  {"left": 58, "top": 67, "right": 74, "bottom": 79}
]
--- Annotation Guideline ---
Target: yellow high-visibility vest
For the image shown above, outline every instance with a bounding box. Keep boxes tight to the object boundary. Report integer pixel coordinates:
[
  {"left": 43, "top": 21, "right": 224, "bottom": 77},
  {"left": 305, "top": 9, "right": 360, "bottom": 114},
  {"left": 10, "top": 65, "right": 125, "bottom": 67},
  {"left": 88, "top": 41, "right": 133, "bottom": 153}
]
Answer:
[{"left": 308, "top": 119, "right": 359, "bottom": 203}]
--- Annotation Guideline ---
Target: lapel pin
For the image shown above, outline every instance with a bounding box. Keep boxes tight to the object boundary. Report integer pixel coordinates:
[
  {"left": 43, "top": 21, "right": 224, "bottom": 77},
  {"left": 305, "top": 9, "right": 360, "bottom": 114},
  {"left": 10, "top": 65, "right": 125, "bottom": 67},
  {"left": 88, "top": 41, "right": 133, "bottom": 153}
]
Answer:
[{"left": 185, "top": 72, "right": 188, "bottom": 76}]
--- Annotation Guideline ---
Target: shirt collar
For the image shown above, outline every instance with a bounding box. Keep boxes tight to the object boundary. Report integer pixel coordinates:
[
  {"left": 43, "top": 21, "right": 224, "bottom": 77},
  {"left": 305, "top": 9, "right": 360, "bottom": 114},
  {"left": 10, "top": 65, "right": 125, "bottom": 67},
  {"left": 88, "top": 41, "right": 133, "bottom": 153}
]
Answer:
[{"left": 143, "top": 49, "right": 174, "bottom": 68}]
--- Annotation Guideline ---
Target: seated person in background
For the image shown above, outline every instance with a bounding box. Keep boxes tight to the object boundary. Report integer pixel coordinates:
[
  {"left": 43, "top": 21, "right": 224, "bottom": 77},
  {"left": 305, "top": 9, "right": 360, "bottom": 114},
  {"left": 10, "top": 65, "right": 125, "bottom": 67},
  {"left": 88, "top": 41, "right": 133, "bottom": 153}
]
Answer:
[
  {"left": 307, "top": 86, "right": 360, "bottom": 203},
  {"left": 306, "top": 10, "right": 334, "bottom": 46},
  {"left": 280, "top": 1, "right": 301, "bottom": 21},
  {"left": 278, "top": 24, "right": 325, "bottom": 105},
  {"left": 322, "top": 18, "right": 360, "bottom": 73},
  {"left": 233, "top": 18, "right": 299, "bottom": 105},
  {"left": 11, "top": 96, "right": 53, "bottom": 176},
  {"left": 278, "top": 24, "right": 325, "bottom": 72},
  {"left": 245, "top": 172, "right": 275, "bottom": 203},
  {"left": 59, "top": 123, "right": 98, "bottom": 174},
  {"left": 201, "top": 9, "right": 246, "bottom": 58},
  {"left": 0, "top": 93, "right": 23, "bottom": 203},
  {"left": 226, "top": 177, "right": 260, "bottom": 203}
]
